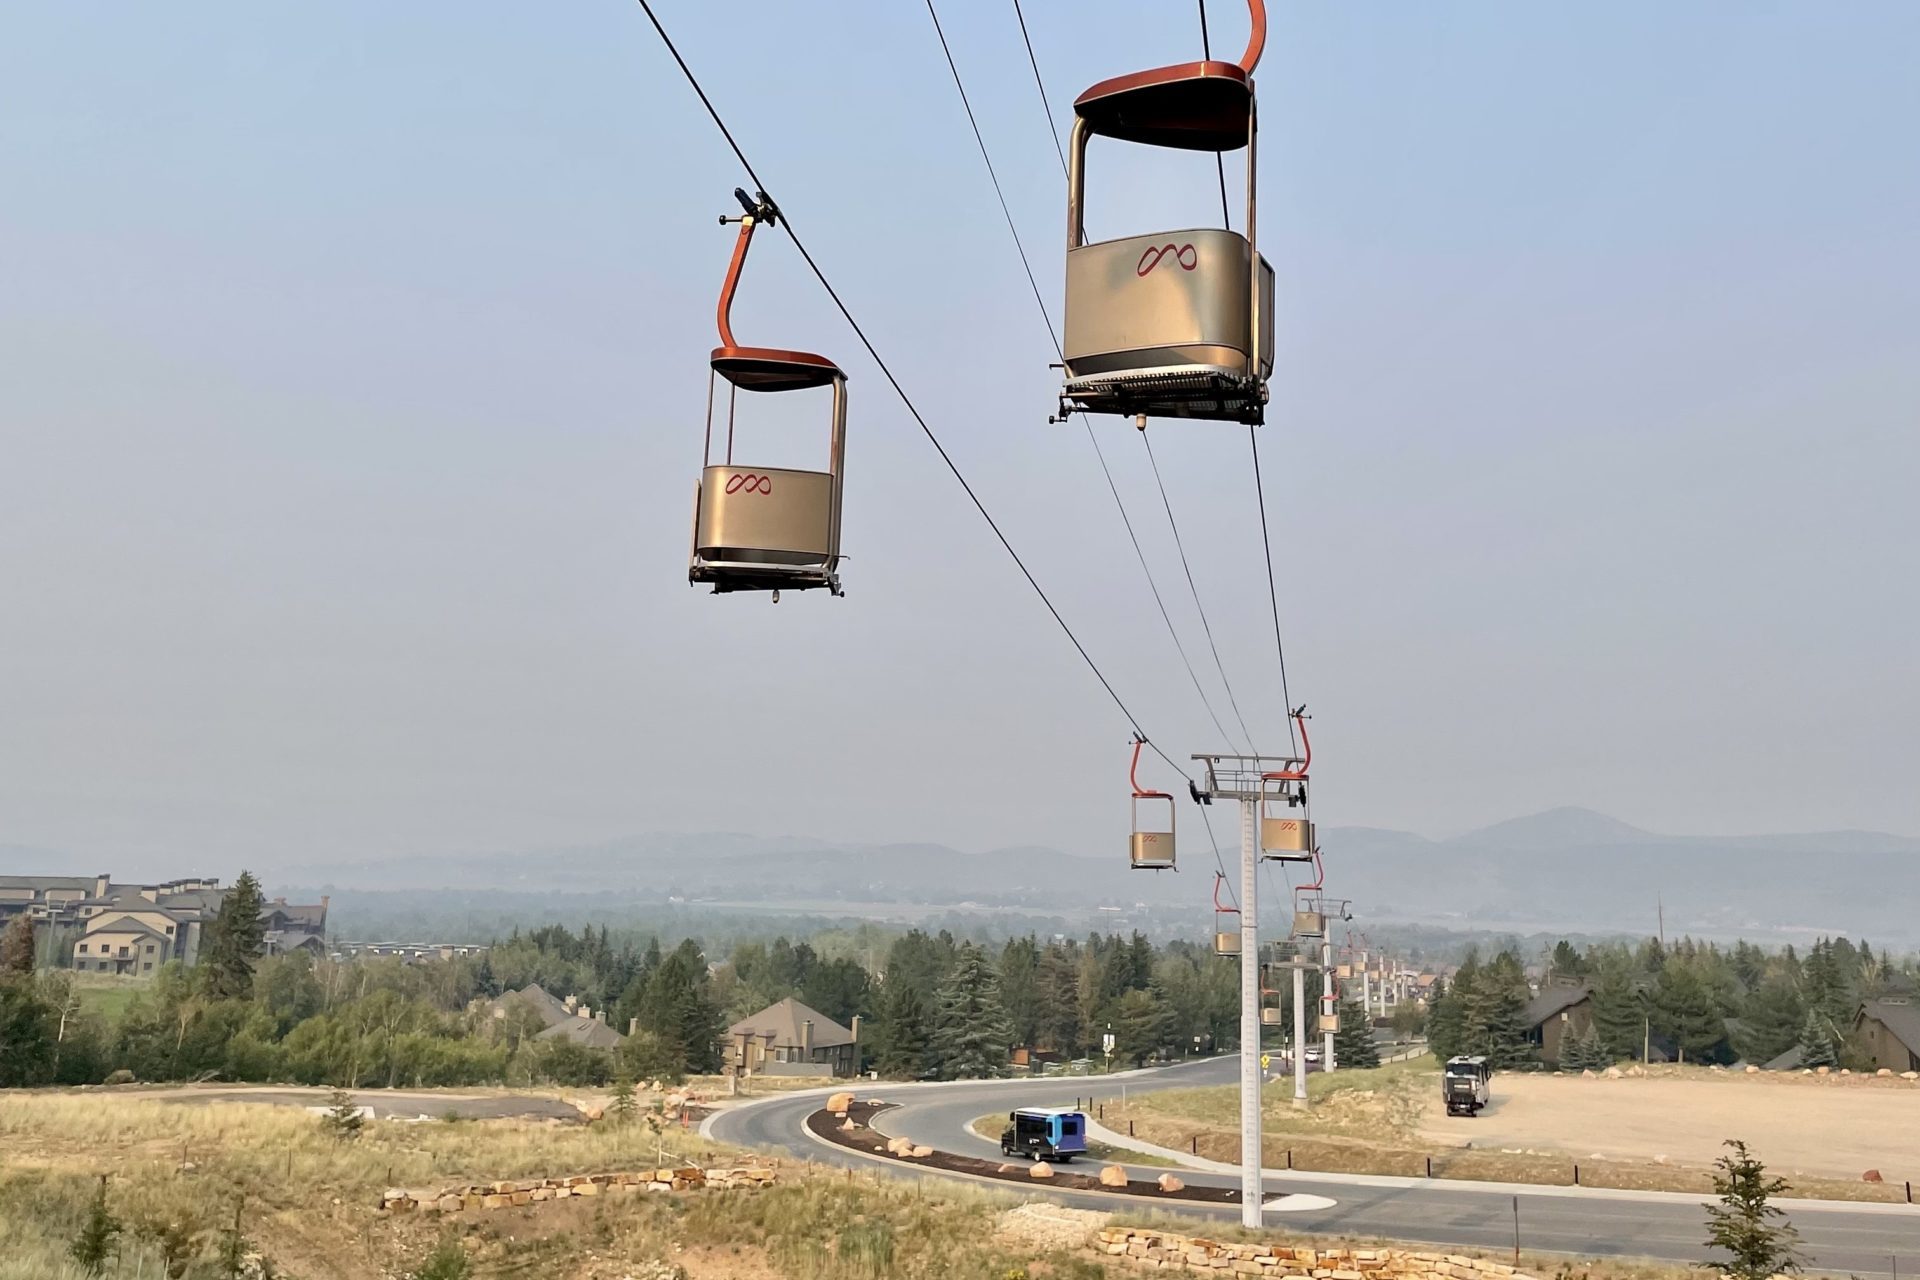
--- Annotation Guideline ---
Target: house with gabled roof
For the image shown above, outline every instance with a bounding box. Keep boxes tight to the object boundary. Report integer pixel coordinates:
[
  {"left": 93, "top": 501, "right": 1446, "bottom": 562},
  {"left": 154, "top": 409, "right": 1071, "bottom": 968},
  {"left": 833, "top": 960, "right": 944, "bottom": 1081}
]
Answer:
[{"left": 724, "top": 997, "right": 861, "bottom": 1078}]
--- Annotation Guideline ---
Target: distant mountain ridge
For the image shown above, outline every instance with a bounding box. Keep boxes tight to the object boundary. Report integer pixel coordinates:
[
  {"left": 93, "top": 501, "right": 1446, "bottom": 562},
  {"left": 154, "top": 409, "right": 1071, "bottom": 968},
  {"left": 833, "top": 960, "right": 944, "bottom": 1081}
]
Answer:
[{"left": 11, "top": 809, "right": 1918, "bottom": 944}]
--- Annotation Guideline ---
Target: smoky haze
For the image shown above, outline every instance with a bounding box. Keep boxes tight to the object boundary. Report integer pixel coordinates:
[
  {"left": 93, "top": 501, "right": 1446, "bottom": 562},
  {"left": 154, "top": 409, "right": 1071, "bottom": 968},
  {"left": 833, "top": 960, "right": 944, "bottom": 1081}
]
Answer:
[{"left": 2, "top": 3, "right": 1916, "bottom": 873}]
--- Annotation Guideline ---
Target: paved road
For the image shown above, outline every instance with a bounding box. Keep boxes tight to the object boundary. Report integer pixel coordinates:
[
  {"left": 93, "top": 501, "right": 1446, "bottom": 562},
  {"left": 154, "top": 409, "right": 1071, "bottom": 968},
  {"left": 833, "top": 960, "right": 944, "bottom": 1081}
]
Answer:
[{"left": 708, "top": 1058, "right": 1920, "bottom": 1277}]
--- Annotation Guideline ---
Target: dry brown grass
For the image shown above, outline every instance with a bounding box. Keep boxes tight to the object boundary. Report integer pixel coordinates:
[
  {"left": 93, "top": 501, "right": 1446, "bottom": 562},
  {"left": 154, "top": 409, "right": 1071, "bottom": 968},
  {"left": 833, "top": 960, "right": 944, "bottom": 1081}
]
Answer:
[
  {"left": 0, "top": 1092, "right": 1126, "bottom": 1279},
  {"left": 1109, "top": 1061, "right": 1915, "bottom": 1204}
]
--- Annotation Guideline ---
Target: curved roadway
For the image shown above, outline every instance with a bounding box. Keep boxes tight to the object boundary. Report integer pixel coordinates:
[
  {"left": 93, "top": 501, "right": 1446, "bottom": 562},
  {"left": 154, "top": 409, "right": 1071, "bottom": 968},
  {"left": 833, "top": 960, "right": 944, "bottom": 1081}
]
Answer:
[{"left": 708, "top": 1058, "right": 1920, "bottom": 1276}]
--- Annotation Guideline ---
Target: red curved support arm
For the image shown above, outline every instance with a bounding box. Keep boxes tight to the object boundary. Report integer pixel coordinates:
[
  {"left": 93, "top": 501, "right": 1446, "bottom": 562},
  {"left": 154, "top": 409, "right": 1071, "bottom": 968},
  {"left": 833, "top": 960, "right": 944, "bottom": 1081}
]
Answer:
[
  {"left": 1239, "top": 0, "right": 1267, "bottom": 74},
  {"left": 1293, "top": 845, "right": 1325, "bottom": 899},
  {"left": 1213, "top": 871, "right": 1238, "bottom": 915},
  {"left": 714, "top": 217, "right": 759, "bottom": 349},
  {"left": 1262, "top": 709, "right": 1312, "bottom": 782},
  {"left": 1130, "top": 738, "right": 1170, "bottom": 800}
]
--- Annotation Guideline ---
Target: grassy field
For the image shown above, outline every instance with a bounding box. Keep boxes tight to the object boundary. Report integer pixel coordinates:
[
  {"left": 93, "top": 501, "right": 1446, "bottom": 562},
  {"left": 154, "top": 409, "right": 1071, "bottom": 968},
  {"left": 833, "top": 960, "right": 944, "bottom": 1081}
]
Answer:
[
  {"left": 68, "top": 972, "right": 145, "bottom": 1023},
  {"left": 1108, "top": 1058, "right": 1915, "bottom": 1203},
  {"left": 0, "top": 1092, "right": 1123, "bottom": 1280}
]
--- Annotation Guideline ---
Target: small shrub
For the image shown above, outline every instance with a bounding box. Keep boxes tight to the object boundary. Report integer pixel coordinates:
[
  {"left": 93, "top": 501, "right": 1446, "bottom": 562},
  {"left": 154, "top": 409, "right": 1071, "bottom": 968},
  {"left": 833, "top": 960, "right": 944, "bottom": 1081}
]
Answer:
[
  {"left": 837, "top": 1219, "right": 895, "bottom": 1278},
  {"left": 410, "top": 1236, "right": 473, "bottom": 1280},
  {"left": 68, "top": 1176, "right": 122, "bottom": 1277},
  {"left": 322, "top": 1087, "right": 365, "bottom": 1140}
]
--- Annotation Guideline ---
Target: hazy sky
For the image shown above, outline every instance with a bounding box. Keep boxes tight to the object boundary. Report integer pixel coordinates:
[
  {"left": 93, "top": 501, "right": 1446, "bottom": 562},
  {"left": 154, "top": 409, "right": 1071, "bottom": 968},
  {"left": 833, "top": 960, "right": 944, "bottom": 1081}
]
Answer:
[{"left": 4, "top": 2, "right": 1916, "bottom": 875}]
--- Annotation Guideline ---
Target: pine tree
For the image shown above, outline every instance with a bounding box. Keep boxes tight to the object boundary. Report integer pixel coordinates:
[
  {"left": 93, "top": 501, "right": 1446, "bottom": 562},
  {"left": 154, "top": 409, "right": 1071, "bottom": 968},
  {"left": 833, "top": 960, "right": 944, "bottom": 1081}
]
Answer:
[
  {"left": 322, "top": 1086, "right": 365, "bottom": 1139},
  {"left": 873, "top": 981, "right": 932, "bottom": 1078},
  {"left": 1108, "top": 987, "right": 1171, "bottom": 1067},
  {"left": 1, "top": 914, "right": 35, "bottom": 974},
  {"left": 634, "top": 941, "right": 724, "bottom": 1075},
  {"left": 1425, "top": 976, "right": 1464, "bottom": 1062},
  {"left": 609, "top": 1073, "right": 638, "bottom": 1125},
  {"left": 1033, "top": 944, "right": 1083, "bottom": 1055},
  {"left": 1332, "top": 992, "right": 1379, "bottom": 1068},
  {"left": 1562, "top": 1027, "right": 1607, "bottom": 1071},
  {"left": 214, "top": 1198, "right": 253, "bottom": 1280},
  {"left": 928, "top": 944, "right": 1013, "bottom": 1080},
  {"left": 201, "top": 871, "right": 267, "bottom": 1000},
  {"left": 1798, "top": 1009, "right": 1840, "bottom": 1069},
  {"left": 1702, "top": 1139, "right": 1804, "bottom": 1279},
  {"left": 1654, "top": 962, "right": 1725, "bottom": 1064},
  {"left": 1734, "top": 977, "right": 1803, "bottom": 1066},
  {"left": 1589, "top": 965, "right": 1649, "bottom": 1060},
  {"left": 1463, "top": 951, "right": 1535, "bottom": 1068},
  {"left": 69, "top": 1176, "right": 121, "bottom": 1277}
]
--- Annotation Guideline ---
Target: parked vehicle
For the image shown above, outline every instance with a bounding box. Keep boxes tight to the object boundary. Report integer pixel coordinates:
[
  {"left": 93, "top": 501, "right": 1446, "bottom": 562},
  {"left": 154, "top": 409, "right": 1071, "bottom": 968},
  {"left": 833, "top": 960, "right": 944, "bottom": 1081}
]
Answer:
[
  {"left": 999, "top": 1107, "right": 1088, "bottom": 1162},
  {"left": 1443, "top": 1055, "right": 1492, "bottom": 1116}
]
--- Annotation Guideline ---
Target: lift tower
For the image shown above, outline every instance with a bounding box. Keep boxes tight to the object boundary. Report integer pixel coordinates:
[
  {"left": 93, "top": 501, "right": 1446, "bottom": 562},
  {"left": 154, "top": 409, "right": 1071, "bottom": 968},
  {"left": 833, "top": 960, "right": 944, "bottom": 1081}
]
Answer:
[{"left": 1192, "top": 748, "right": 1307, "bottom": 1229}]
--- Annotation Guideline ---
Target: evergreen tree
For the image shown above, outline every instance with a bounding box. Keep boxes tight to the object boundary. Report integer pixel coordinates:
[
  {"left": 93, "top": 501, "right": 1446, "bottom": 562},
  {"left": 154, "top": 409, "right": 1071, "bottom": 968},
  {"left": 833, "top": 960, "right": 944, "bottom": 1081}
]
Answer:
[
  {"left": 322, "top": 1087, "right": 365, "bottom": 1139},
  {"left": 635, "top": 941, "right": 723, "bottom": 1074},
  {"left": 69, "top": 1176, "right": 121, "bottom": 1277},
  {"left": 1, "top": 914, "right": 35, "bottom": 974},
  {"left": 1702, "top": 1140, "right": 1804, "bottom": 1280},
  {"left": 1589, "top": 965, "right": 1650, "bottom": 1060},
  {"left": 1569, "top": 1027, "right": 1612, "bottom": 1071},
  {"left": 609, "top": 1073, "right": 638, "bottom": 1125},
  {"left": 799, "top": 956, "right": 872, "bottom": 1027},
  {"left": 997, "top": 936, "right": 1040, "bottom": 1049},
  {"left": 1462, "top": 951, "right": 1535, "bottom": 1068},
  {"left": 928, "top": 944, "right": 1013, "bottom": 1080},
  {"left": 0, "top": 978, "right": 56, "bottom": 1086},
  {"left": 1798, "top": 1008, "right": 1840, "bottom": 1069},
  {"left": 1332, "top": 992, "right": 1379, "bottom": 1068},
  {"left": 201, "top": 871, "right": 267, "bottom": 1000},
  {"left": 1547, "top": 940, "right": 1585, "bottom": 982},
  {"left": 1734, "top": 976, "right": 1803, "bottom": 1066},
  {"left": 1108, "top": 986, "right": 1172, "bottom": 1067},
  {"left": 1654, "top": 962, "right": 1725, "bottom": 1064},
  {"left": 1033, "top": 944, "right": 1083, "bottom": 1054},
  {"left": 873, "top": 981, "right": 932, "bottom": 1078},
  {"left": 1424, "top": 976, "right": 1464, "bottom": 1061},
  {"left": 214, "top": 1198, "right": 254, "bottom": 1280}
]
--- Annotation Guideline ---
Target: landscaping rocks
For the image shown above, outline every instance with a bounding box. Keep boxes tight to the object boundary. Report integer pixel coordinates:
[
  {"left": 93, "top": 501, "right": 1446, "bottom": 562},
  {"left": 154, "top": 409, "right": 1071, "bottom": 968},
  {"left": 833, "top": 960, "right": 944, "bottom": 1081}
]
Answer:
[
  {"left": 1157, "top": 1174, "right": 1185, "bottom": 1193},
  {"left": 387, "top": 1164, "right": 775, "bottom": 1214},
  {"left": 1093, "top": 1231, "right": 1541, "bottom": 1278},
  {"left": 1030, "top": 1161, "right": 1055, "bottom": 1179},
  {"left": 1099, "top": 1165, "right": 1129, "bottom": 1188}
]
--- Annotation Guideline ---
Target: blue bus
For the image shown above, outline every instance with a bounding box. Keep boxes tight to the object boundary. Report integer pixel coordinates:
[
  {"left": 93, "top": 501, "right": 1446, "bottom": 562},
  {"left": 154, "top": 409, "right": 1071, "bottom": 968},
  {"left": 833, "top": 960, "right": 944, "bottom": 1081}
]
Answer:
[{"left": 999, "top": 1107, "right": 1088, "bottom": 1162}]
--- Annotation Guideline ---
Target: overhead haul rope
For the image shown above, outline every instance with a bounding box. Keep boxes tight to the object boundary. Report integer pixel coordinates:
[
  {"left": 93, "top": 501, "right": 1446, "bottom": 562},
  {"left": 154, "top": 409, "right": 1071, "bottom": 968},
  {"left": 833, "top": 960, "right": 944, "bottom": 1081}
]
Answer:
[
  {"left": 632, "top": 0, "right": 1190, "bottom": 781},
  {"left": 922, "top": 0, "right": 1251, "bottom": 804}
]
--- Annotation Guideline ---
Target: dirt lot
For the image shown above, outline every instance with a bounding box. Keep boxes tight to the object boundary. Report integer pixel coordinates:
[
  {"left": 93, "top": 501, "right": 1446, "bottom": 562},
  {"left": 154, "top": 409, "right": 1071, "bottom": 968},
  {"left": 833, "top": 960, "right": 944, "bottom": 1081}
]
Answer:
[{"left": 1419, "top": 1071, "right": 1920, "bottom": 1180}]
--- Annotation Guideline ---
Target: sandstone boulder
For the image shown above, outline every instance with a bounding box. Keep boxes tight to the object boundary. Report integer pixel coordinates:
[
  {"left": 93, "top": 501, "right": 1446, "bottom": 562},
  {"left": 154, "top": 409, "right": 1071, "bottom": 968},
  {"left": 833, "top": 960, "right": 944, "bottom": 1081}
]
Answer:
[
  {"left": 1157, "top": 1173, "right": 1185, "bottom": 1193},
  {"left": 910, "top": 1145, "right": 932, "bottom": 1159},
  {"left": 1864, "top": 1169, "right": 1884, "bottom": 1183},
  {"left": 104, "top": 1069, "right": 137, "bottom": 1086},
  {"left": 1745, "top": 1065, "right": 1760, "bottom": 1073},
  {"left": 826, "top": 1091, "right": 855, "bottom": 1115},
  {"left": 1029, "top": 1161, "right": 1055, "bottom": 1179},
  {"left": 1816, "top": 1066, "right": 1831, "bottom": 1076},
  {"left": 998, "top": 1164, "right": 1020, "bottom": 1175},
  {"left": 885, "top": 1136, "right": 915, "bottom": 1156},
  {"left": 1603, "top": 1067, "right": 1623, "bottom": 1079},
  {"left": 1905, "top": 1071, "right": 1920, "bottom": 1080},
  {"left": 1877, "top": 1068, "right": 1893, "bottom": 1078},
  {"left": 1099, "top": 1165, "right": 1129, "bottom": 1188},
  {"left": 839, "top": 1118, "right": 859, "bottom": 1131}
]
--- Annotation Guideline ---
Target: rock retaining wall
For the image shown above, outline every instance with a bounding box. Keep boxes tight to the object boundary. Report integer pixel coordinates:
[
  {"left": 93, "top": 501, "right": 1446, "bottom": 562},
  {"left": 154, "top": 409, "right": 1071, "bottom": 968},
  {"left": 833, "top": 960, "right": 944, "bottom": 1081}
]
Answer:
[
  {"left": 1095, "top": 1230, "right": 1537, "bottom": 1279},
  {"left": 379, "top": 1165, "right": 776, "bottom": 1214}
]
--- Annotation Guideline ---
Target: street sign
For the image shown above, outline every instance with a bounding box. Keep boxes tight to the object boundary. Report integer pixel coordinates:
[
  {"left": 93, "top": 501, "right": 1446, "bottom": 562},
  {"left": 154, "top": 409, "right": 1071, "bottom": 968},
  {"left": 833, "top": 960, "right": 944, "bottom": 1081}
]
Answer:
[
  {"left": 1260, "top": 1053, "right": 1270, "bottom": 1071},
  {"left": 1102, "top": 1032, "right": 1116, "bottom": 1055}
]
